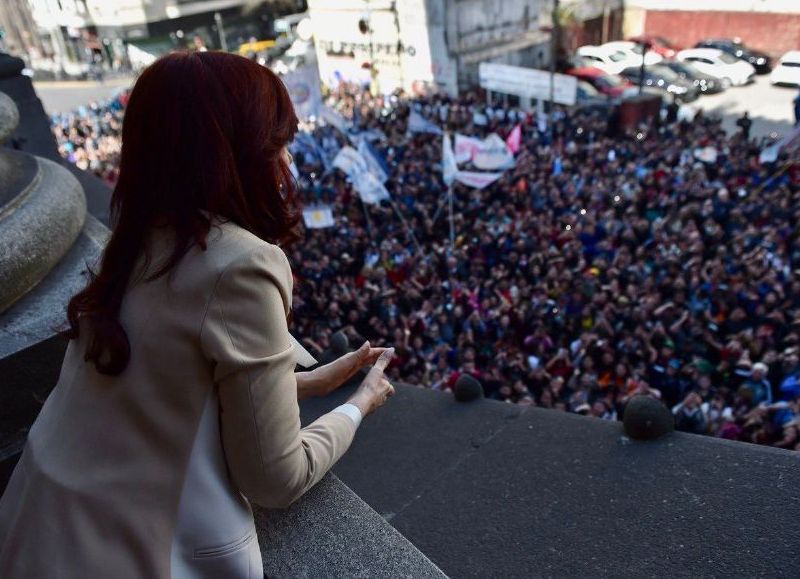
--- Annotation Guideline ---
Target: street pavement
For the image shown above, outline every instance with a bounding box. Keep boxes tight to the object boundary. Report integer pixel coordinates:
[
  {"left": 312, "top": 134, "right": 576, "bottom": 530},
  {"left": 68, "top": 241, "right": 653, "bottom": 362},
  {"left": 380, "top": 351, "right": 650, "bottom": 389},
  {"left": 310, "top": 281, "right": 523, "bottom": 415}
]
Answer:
[
  {"left": 30, "top": 72, "right": 796, "bottom": 142},
  {"left": 32, "top": 76, "right": 134, "bottom": 115},
  {"left": 690, "top": 74, "right": 796, "bottom": 141}
]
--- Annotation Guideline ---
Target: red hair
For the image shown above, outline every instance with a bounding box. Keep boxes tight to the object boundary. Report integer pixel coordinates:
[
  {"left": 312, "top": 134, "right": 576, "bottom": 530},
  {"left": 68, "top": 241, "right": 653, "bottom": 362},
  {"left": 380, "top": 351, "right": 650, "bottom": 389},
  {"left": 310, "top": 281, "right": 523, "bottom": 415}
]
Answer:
[{"left": 66, "top": 51, "right": 300, "bottom": 375}]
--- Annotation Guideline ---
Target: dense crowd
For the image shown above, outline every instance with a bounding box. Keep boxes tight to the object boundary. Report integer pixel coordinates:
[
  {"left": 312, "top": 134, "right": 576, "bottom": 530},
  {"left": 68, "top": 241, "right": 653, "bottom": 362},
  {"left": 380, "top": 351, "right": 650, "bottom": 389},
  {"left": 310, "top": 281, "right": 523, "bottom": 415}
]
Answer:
[
  {"left": 51, "top": 90, "right": 128, "bottom": 185},
  {"left": 54, "top": 83, "right": 800, "bottom": 451}
]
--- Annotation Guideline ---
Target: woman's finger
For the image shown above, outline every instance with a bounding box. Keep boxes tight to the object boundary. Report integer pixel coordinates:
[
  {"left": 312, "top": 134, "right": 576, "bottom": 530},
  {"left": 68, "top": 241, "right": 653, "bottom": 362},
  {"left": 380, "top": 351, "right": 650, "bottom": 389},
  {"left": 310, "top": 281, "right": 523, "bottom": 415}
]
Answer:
[{"left": 371, "top": 348, "right": 395, "bottom": 374}]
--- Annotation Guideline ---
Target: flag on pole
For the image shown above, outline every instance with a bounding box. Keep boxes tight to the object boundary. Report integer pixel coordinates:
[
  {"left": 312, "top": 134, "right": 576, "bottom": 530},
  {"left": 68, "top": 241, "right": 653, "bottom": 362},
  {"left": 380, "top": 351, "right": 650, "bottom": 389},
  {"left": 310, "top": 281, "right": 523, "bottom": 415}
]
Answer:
[
  {"left": 320, "top": 106, "right": 351, "bottom": 133},
  {"left": 472, "top": 134, "right": 515, "bottom": 171},
  {"left": 354, "top": 172, "right": 391, "bottom": 204},
  {"left": 506, "top": 124, "right": 521, "bottom": 154},
  {"left": 303, "top": 205, "right": 335, "bottom": 229},
  {"left": 357, "top": 139, "right": 389, "bottom": 183},
  {"left": 408, "top": 110, "right": 443, "bottom": 135},
  {"left": 454, "top": 171, "right": 503, "bottom": 190},
  {"left": 454, "top": 133, "right": 483, "bottom": 164},
  {"left": 443, "top": 133, "right": 458, "bottom": 186}
]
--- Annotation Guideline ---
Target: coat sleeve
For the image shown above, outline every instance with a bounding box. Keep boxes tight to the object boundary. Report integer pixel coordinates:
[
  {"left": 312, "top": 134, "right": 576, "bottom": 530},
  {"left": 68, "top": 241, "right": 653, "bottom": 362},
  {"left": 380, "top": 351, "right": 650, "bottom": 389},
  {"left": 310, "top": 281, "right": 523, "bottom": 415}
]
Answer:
[{"left": 200, "top": 244, "right": 357, "bottom": 508}]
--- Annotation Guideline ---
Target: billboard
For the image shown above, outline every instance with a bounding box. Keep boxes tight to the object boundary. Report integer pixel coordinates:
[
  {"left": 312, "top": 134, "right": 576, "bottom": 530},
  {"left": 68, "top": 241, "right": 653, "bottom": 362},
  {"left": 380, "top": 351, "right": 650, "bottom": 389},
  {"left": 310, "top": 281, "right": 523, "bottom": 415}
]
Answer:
[{"left": 479, "top": 62, "right": 577, "bottom": 106}]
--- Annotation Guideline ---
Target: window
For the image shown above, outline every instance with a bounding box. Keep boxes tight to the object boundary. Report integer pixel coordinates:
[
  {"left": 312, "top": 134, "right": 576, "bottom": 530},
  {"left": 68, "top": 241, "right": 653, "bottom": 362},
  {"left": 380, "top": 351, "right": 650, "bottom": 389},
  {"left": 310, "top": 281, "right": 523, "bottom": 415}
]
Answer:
[
  {"left": 608, "top": 51, "right": 626, "bottom": 62},
  {"left": 718, "top": 53, "right": 739, "bottom": 64}
]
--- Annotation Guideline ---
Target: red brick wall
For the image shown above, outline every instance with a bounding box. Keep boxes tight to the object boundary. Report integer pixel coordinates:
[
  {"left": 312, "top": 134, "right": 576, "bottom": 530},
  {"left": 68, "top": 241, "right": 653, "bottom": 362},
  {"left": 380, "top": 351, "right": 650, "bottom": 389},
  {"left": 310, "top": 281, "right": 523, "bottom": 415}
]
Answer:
[{"left": 643, "top": 10, "right": 800, "bottom": 58}]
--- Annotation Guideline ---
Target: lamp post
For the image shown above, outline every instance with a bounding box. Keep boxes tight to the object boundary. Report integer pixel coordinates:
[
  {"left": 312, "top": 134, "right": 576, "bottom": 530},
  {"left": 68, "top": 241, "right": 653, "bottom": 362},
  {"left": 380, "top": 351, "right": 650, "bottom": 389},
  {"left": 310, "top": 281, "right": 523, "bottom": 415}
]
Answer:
[
  {"left": 549, "top": 0, "right": 560, "bottom": 140},
  {"left": 359, "top": 1, "right": 378, "bottom": 96},
  {"left": 214, "top": 12, "right": 227, "bottom": 52},
  {"left": 638, "top": 39, "right": 651, "bottom": 96}
]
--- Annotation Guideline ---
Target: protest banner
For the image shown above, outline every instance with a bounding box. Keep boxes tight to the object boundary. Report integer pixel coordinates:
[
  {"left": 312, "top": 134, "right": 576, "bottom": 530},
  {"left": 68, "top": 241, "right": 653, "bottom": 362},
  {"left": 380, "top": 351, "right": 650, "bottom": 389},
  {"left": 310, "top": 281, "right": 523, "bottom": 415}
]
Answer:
[{"left": 471, "top": 133, "right": 515, "bottom": 171}]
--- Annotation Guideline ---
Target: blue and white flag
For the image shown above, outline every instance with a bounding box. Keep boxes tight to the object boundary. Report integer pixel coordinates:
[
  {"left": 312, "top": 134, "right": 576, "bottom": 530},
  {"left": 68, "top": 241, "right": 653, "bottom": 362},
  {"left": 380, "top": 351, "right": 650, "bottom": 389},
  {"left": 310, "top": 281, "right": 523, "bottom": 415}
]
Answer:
[
  {"left": 408, "top": 110, "right": 443, "bottom": 135},
  {"left": 358, "top": 139, "right": 389, "bottom": 183},
  {"left": 333, "top": 146, "right": 390, "bottom": 205},
  {"left": 303, "top": 205, "right": 335, "bottom": 229},
  {"left": 321, "top": 106, "right": 351, "bottom": 133}
]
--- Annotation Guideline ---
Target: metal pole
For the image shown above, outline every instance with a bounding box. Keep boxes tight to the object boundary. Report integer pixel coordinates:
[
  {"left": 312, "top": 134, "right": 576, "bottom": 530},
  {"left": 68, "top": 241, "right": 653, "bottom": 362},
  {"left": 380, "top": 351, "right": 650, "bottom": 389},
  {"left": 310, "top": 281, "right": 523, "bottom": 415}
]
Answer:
[
  {"left": 549, "top": 0, "right": 559, "bottom": 141},
  {"left": 389, "top": 200, "right": 424, "bottom": 257},
  {"left": 360, "top": 195, "right": 375, "bottom": 246},
  {"left": 448, "top": 184, "right": 455, "bottom": 254},
  {"left": 639, "top": 41, "right": 647, "bottom": 95},
  {"left": 214, "top": 12, "right": 227, "bottom": 52}
]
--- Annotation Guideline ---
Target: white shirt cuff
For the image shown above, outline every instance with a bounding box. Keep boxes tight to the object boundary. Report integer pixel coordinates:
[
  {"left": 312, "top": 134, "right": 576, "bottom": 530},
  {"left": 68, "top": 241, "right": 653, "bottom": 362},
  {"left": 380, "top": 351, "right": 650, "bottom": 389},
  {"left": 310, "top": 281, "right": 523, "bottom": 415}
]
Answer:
[{"left": 332, "top": 403, "right": 363, "bottom": 429}]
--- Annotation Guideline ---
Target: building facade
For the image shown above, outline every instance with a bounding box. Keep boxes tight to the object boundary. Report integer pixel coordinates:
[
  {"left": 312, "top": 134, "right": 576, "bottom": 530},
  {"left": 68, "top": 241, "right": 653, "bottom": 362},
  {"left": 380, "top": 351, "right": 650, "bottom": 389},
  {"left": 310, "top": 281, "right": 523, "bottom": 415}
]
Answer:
[
  {"left": 19, "top": 0, "right": 298, "bottom": 75},
  {"left": 306, "top": 0, "right": 550, "bottom": 96},
  {"left": 623, "top": 0, "right": 800, "bottom": 57}
]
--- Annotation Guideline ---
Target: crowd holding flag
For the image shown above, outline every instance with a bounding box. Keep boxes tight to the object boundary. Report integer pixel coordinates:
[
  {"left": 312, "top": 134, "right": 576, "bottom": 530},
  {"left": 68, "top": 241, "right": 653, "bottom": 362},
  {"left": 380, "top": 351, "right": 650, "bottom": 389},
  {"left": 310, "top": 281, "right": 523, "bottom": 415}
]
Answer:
[
  {"left": 302, "top": 205, "right": 335, "bottom": 229},
  {"left": 408, "top": 109, "right": 444, "bottom": 135}
]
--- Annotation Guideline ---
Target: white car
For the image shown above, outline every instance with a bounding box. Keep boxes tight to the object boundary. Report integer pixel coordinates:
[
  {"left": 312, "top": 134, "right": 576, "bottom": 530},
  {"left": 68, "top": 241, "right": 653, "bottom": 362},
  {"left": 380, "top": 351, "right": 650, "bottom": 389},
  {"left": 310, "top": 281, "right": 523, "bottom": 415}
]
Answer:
[
  {"left": 676, "top": 48, "right": 755, "bottom": 87},
  {"left": 576, "top": 45, "right": 638, "bottom": 75},
  {"left": 601, "top": 41, "right": 663, "bottom": 66},
  {"left": 770, "top": 50, "right": 800, "bottom": 86}
]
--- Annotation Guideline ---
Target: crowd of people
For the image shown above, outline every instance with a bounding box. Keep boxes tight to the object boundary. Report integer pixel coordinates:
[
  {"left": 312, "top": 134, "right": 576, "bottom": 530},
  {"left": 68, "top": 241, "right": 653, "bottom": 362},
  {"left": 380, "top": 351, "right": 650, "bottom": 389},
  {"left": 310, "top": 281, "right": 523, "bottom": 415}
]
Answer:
[
  {"left": 53, "top": 81, "right": 800, "bottom": 451},
  {"left": 51, "top": 90, "right": 128, "bottom": 185}
]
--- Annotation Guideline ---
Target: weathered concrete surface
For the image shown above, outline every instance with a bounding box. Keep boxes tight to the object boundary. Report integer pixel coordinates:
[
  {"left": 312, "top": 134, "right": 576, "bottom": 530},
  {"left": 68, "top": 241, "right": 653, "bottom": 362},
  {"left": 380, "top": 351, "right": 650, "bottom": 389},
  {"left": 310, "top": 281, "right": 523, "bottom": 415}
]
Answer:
[
  {"left": 0, "top": 213, "right": 106, "bottom": 357},
  {"left": 256, "top": 474, "right": 446, "bottom": 578},
  {"left": 0, "top": 58, "right": 112, "bottom": 224},
  {"left": 0, "top": 156, "right": 86, "bottom": 313},
  {"left": 0, "top": 91, "right": 19, "bottom": 143},
  {"left": 0, "top": 215, "right": 107, "bottom": 490},
  {"left": 0, "top": 150, "right": 38, "bottom": 210},
  {"left": 302, "top": 385, "right": 800, "bottom": 578}
]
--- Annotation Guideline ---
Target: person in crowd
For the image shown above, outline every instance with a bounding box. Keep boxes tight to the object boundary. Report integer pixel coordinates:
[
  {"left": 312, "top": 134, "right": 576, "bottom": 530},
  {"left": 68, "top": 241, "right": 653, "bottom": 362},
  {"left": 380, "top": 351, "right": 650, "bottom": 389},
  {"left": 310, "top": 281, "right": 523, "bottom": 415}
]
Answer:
[
  {"left": 736, "top": 111, "right": 752, "bottom": 141},
  {"left": 52, "top": 74, "right": 800, "bottom": 451}
]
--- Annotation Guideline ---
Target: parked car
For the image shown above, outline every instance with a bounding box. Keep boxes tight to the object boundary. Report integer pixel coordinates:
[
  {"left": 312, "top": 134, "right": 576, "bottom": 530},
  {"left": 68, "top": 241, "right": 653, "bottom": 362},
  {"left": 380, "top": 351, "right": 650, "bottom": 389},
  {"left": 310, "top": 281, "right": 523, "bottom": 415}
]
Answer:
[
  {"left": 628, "top": 35, "right": 680, "bottom": 59},
  {"left": 602, "top": 41, "right": 663, "bottom": 66},
  {"left": 676, "top": 48, "right": 755, "bottom": 87},
  {"left": 770, "top": 50, "right": 800, "bottom": 86},
  {"left": 619, "top": 65, "right": 700, "bottom": 102},
  {"left": 566, "top": 67, "right": 634, "bottom": 98},
  {"left": 575, "top": 80, "right": 612, "bottom": 112},
  {"left": 576, "top": 45, "right": 638, "bottom": 75},
  {"left": 694, "top": 38, "right": 771, "bottom": 74},
  {"left": 660, "top": 60, "right": 724, "bottom": 94}
]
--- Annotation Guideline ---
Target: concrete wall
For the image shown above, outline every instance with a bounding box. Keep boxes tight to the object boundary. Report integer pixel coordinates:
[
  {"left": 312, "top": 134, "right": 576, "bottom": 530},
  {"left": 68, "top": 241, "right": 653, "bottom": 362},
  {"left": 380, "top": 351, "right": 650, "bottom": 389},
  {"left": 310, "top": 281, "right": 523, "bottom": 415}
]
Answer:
[
  {"left": 640, "top": 10, "right": 800, "bottom": 57},
  {"left": 626, "top": 0, "right": 800, "bottom": 13}
]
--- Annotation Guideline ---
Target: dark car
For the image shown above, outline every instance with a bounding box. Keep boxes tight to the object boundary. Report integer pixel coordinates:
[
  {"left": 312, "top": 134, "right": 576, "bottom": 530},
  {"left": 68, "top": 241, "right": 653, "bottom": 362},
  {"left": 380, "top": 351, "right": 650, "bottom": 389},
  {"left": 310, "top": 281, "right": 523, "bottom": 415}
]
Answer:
[
  {"left": 575, "top": 80, "right": 612, "bottom": 113},
  {"left": 661, "top": 61, "right": 724, "bottom": 94},
  {"left": 694, "top": 38, "right": 771, "bottom": 74},
  {"left": 619, "top": 65, "right": 700, "bottom": 103}
]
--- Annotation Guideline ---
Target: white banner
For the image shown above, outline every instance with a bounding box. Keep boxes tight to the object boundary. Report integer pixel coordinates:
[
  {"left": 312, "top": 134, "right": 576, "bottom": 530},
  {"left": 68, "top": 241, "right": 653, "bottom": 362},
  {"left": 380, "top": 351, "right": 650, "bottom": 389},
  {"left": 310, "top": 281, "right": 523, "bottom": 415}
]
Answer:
[
  {"left": 471, "top": 133, "right": 515, "bottom": 171},
  {"left": 759, "top": 124, "right": 800, "bottom": 164},
  {"left": 454, "top": 133, "right": 483, "bottom": 164},
  {"left": 454, "top": 170, "right": 503, "bottom": 190},
  {"left": 479, "top": 62, "right": 577, "bottom": 106},
  {"left": 281, "top": 65, "right": 322, "bottom": 120},
  {"left": 303, "top": 205, "right": 335, "bottom": 229},
  {"left": 454, "top": 133, "right": 515, "bottom": 170}
]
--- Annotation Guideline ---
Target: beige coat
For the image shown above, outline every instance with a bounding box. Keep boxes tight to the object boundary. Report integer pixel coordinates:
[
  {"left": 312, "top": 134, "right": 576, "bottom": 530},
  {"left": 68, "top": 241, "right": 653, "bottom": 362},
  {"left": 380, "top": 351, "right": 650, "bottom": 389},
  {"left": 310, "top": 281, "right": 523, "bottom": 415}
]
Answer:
[{"left": 0, "top": 220, "right": 357, "bottom": 578}]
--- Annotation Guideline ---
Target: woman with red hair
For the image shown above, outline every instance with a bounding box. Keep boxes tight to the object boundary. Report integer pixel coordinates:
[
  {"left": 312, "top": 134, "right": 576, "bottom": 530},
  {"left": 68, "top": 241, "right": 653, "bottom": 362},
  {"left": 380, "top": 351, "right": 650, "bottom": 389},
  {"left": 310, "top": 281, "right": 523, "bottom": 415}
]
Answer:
[{"left": 0, "top": 52, "right": 395, "bottom": 578}]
